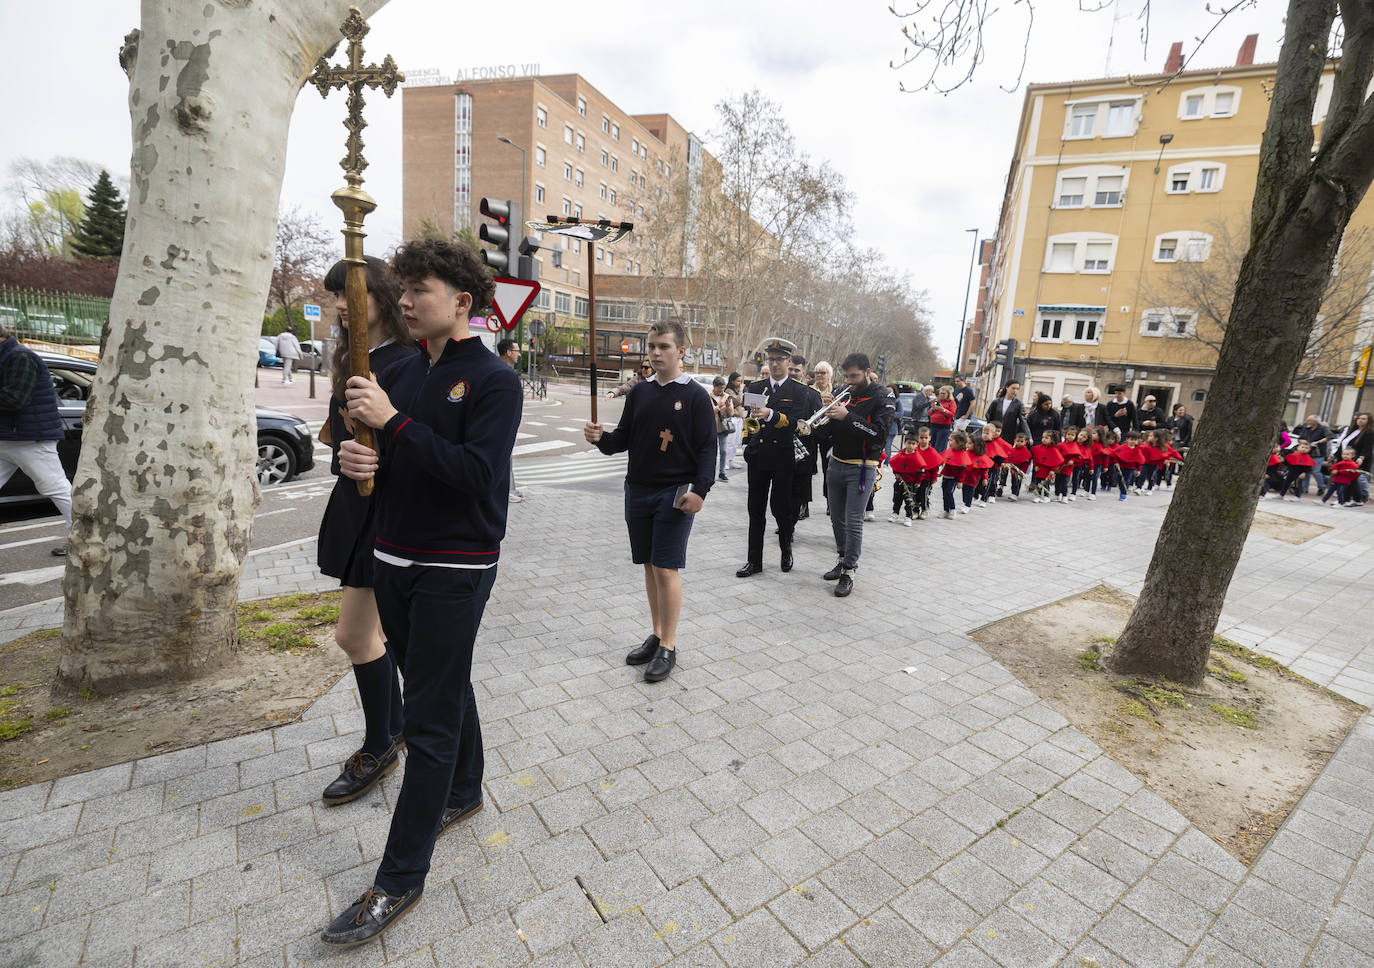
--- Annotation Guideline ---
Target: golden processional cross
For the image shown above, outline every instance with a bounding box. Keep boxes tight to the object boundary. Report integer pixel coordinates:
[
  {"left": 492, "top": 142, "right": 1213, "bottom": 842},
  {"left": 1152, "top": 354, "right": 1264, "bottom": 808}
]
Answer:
[{"left": 307, "top": 6, "right": 403, "bottom": 496}]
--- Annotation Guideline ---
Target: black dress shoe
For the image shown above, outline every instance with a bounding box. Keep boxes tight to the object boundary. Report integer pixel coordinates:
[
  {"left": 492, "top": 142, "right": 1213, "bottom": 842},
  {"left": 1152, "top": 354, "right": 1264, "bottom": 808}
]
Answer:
[
  {"left": 835, "top": 573, "right": 854, "bottom": 597},
  {"left": 736, "top": 562, "right": 763, "bottom": 577},
  {"left": 781, "top": 552, "right": 794, "bottom": 572},
  {"left": 797, "top": 505, "right": 809, "bottom": 520},
  {"left": 51, "top": 545, "right": 67, "bottom": 557},
  {"left": 321, "top": 884, "right": 423, "bottom": 947},
  {"left": 644, "top": 646, "right": 677, "bottom": 682},
  {"left": 626, "top": 634, "right": 661, "bottom": 665},
  {"left": 438, "top": 797, "right": 484, "bottom": 837},
  {"left": 822, "top": 561, "right": 844, "bottom": 581},
  {"left": 322, "top": 743, "right": 399, "bottom": 806}
]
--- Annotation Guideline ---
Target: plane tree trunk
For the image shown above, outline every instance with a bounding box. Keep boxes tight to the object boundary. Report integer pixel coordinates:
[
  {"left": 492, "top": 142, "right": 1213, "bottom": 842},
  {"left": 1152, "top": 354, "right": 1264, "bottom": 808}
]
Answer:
[{"left": 56, "top": 0, "right": 386, "bottom": 694}]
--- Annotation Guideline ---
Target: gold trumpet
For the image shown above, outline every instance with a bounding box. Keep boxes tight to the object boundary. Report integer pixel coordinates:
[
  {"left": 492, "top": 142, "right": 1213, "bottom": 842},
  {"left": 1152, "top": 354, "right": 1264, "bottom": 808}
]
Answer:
[
  {"left": 743, "top": 415, "right": 762, "bottom": 437},
  {"left": 797, "top": 386, "right": 851, "bottom": 437}
]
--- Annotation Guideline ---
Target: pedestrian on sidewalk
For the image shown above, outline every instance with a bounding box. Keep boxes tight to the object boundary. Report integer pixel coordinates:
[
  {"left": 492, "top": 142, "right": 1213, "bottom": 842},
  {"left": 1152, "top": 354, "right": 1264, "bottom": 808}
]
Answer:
[
  {"left": 275, "top": 325, "right": 302, "bottom": 384},
  {"left": 0, "top": 330, "right": 72, "bottom": 556},
  {"left": 325, "top": 238, "right": 521, "bottom": 947},
  {"left": 315, "top": 256, "right": 416, "bottom": 809},
  {"left": 583, "top": 319, "right": 715, "bottom": 684}
]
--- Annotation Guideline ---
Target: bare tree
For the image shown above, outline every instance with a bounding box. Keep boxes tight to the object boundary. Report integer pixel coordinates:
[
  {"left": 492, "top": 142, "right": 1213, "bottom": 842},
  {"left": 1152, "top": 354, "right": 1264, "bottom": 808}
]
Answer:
[
  {"left": 1141, "top": 216, "right": 1374, "bottom": 385},
  {"left": 891, "top": 0, "right": 1374, "bottom": 686},
  {"left": 57, "top": 0, "right": 389, "bottom": 695},
  {"left": 267, "top": 205, "right": 335, "bottom": 332}
]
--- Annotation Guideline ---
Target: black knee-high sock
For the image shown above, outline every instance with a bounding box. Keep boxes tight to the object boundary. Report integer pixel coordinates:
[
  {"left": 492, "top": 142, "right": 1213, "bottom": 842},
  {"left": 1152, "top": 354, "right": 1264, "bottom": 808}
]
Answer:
[
  {"left": 352, "top": 653, "right": 395, "bottom": 755},
  {"left": 384, "top": 644, "right": 404, "bottom": 740}
]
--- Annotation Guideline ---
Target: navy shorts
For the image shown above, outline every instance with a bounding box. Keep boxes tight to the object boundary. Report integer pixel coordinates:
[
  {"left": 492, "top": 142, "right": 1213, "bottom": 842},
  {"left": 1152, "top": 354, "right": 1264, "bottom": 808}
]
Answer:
[{"left": 624, "top": 482, "right": 695, "bottom": 570}]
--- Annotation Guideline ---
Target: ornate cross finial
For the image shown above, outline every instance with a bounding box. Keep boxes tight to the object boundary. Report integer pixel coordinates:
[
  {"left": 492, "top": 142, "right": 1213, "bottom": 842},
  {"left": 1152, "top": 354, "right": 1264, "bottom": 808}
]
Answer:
[{"left": 307, "top": 6, "right": 404, "bottom": 183}]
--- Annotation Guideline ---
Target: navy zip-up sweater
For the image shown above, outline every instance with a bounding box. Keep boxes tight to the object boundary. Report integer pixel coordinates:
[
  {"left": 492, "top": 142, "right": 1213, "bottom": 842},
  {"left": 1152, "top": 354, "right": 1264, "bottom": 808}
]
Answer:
[{"left": 372, "top": 336, "right": 522, "bottom": 566}]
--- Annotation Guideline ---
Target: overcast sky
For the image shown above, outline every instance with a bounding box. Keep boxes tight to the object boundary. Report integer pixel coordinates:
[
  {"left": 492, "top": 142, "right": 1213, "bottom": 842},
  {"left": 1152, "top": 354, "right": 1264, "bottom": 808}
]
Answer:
[{"left": 0, "top": 0, "right": 1283, "bottom": 363}]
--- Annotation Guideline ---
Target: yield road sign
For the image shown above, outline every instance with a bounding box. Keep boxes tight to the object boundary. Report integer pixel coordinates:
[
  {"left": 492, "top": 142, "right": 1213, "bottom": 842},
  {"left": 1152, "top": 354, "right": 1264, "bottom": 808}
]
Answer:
[{"left": 491, "top": 277, "right": 540, "bottom": 331}]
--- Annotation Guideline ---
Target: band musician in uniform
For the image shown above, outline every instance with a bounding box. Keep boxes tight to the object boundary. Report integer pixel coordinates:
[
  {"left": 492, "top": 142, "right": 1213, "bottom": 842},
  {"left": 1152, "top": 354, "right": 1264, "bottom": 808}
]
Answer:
[
  {"left": 789, "top": 354, "right": 822, "bottom": 521},
  {"left": 736, "top": 341, "right": 810, "bottom": 577}
]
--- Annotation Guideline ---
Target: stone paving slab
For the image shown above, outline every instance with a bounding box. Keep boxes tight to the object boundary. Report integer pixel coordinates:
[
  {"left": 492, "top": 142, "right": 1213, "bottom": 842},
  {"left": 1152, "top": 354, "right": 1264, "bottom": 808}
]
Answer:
[{"left": 1, "top": 481, "right": 1372, "bottom": 966}]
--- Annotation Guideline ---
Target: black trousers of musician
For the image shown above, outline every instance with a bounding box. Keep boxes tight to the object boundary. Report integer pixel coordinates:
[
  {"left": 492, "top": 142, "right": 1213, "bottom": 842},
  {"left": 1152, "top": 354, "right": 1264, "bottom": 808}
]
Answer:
[
  {"left": 371, "top": 561, "right": 496, "bottom": 895},
  {"left": 747, "top": 462, "right": 795, "bottom": 565}
]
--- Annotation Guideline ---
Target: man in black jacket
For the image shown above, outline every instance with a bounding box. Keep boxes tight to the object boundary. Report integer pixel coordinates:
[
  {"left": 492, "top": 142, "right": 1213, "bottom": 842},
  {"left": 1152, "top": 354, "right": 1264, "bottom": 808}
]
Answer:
[
  {"left": 1136, "top": 394, "right": 1165, "bottom": 434},
  {"left": 985, "top": 380, "right": 1030, "bottom": 495},
  {"left": 327, "top": 238, "right": 521, "bottom": 948},
  {"left": 1106, "top": 385, "right": 1137, "bottom": 436},
  {"left": 736, "top": 341, "right": 810, "bottom": 576},
  {"left": 823, "top": 353, "right": 895, "bottom": 597}
]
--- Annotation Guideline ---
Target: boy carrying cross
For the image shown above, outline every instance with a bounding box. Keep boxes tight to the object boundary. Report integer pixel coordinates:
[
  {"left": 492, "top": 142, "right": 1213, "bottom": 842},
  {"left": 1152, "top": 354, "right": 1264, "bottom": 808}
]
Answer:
[{"left": 584, "top": 319, "right": 715, "bottom": 683}]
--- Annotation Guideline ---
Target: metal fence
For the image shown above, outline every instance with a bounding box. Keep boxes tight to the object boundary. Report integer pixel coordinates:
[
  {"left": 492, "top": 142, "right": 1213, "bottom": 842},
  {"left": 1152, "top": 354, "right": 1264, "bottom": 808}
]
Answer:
[{"left": 0, "top": 286, "right": 111, "bottom": 345}]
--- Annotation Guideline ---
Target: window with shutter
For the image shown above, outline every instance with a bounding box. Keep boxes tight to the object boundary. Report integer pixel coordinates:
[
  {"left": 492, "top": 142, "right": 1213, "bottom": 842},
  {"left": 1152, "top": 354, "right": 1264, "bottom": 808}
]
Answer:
[
  {"left": 1083, "top": 243, "right": 1111, "bottom": 272},
  {"left": 1058, "top": 177, "right": 1086, "bottom": 206},
  {"left": 1049, "top": 243, "right": 1076, "bottom": 272},
  {"left": 1094, "top": 175, "right": 1123, "bottom": 206}
]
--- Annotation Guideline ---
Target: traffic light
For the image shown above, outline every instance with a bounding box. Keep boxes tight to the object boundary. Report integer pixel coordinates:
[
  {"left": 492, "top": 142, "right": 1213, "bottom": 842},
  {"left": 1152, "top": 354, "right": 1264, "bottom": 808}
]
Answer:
[
  {"left": 517, "top": 234, "right": 541, "bottom": 282},
  {"left": 876, "top": 354, "right": 888, "bottom": 380},
  {"left": 993, "top": 338, "right": 1018, "bottom": 369},
  {"left": 752, "top": 351, "right": 765, "bottom": 367},
  {"left": 478, "top": 197, "right": 519, "bottom": 275}
]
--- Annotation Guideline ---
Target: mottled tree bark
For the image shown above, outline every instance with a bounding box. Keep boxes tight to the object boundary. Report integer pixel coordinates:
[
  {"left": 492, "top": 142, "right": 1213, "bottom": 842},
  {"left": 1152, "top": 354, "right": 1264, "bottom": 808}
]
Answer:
[
  {"left": 1110, "top": 0, "right": 1374, "bottom": 685},
  {"left": 56, "top": 0, "right": 386, "bottom": 694}
]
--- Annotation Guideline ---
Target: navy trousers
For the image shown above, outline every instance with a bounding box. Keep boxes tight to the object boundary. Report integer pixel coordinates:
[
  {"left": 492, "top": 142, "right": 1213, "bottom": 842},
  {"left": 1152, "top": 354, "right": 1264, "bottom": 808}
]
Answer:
[{"left": 372, "top": 561, "right": 496, "bottom": 893}]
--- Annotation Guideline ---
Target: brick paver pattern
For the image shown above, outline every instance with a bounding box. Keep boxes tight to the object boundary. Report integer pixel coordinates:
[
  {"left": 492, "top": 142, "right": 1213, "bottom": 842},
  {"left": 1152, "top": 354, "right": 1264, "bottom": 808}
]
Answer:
[{"left": 1, "top": 483, "right": 1372, "bottom": 967}]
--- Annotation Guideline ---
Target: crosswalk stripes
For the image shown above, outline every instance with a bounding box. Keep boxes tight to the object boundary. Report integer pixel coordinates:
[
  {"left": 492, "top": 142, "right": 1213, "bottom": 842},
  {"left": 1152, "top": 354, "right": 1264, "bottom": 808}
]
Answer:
[{"left": 514, "top": 451, "right": 627, "bottom": 486}]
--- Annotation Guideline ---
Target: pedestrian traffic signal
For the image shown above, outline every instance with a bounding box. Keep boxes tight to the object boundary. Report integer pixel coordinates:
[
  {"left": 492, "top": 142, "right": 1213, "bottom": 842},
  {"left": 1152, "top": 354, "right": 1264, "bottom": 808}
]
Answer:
[
  {"left": 478, "top": 197, "right": 519, "bottom": 275},
  {"left": 876, "top": 354, "right": 888, "bottom": 380},
  {"left": 994, "top": 338, "right": 1018, "bottom": 369}
]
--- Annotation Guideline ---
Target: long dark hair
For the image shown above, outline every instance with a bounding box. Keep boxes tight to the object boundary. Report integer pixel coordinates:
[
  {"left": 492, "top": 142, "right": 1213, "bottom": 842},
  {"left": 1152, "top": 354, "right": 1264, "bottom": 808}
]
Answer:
[{"left": 324, "top": 257, "right": 407, "bottom": 402}]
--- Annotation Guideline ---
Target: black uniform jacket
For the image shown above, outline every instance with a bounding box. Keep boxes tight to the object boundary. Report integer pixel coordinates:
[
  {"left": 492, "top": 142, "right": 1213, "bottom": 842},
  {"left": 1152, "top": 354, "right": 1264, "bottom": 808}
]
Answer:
[{"left": 742, "top": 376, "right": 811, "bottom": 471}]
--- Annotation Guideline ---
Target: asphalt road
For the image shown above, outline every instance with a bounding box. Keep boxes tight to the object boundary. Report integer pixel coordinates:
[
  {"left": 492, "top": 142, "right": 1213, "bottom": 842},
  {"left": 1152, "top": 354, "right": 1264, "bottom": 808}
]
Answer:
[{"left": 0, "top": 380, "right": 630, "bottom": 613}]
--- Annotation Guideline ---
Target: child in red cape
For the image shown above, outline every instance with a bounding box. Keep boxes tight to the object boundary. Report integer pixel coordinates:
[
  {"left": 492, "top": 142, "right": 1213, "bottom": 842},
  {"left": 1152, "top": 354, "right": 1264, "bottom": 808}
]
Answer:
[
  {"left": 1116, "top": 431, "right": 1144, "bottom": 498},
  {"left": 1323, "top": 447, "right": 1362, "bottom": 506},
  {"left": 979, "top": 423, "right": 1010, "bottom": 507},
  {"left": 1005, "top": 432, "right": 1033, "bottom": 501},
  {"left": 1055, "top": 432, "right": 1081, "bottom": 503},
  {"left": 1086, "top": 427, "right": 1112, "bottom": 501},
  {"left": 962, "top": 436, "right": 995, "bottom": 513},
  {"left": 887, "top": 433, "right": 923, "bottom": 526},
  {"left": 1030, "top": 429, "right": 1064, "bottom": 503},
  {"left": 1161, "top": 436, "right": 1184, "bottom": 491},
  {"left": 1282, "top": 440, "right": 1317, "bottom": 501},
  {"left": 1137, "top": 431, "right": 1166, "bottom": 494},
  {"left": 938, "top": 430, "right": 973, "bottom": 519},
  {"left": 912, "top": 427, "right": 942, "bottom": 518},
  {"left": 1259, "top": 443, "right": 1288, "bottom": 498}
]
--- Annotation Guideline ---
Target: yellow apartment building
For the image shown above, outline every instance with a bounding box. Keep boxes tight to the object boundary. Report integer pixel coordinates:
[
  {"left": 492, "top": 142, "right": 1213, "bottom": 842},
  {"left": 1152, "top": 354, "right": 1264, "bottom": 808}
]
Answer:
[{"left": 974, "top": 38, "right": 1373, "bottom": 427}]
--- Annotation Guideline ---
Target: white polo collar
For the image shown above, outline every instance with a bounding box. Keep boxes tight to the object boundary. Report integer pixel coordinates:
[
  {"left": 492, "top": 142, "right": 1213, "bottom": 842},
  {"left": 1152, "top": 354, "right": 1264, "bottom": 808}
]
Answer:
[{"left": 650, "top": 372, "right": 693, "bottom": 385}]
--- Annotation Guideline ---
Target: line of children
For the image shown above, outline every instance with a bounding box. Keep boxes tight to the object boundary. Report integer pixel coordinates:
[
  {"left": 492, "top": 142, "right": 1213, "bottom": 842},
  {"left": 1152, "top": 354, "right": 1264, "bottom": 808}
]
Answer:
[{"left": 875, "top": 422, "right": 1187, "bottom": 524}]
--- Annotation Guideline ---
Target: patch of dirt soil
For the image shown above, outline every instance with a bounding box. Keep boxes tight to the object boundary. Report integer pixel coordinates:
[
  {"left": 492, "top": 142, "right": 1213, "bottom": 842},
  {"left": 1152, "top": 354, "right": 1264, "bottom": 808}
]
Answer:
[
  {"left": 971, "top": 586, "right": 1365, "bottom": 864},
  {"left": 0, "top": 592, "right": 349, "bottom": 790},
  {"left": 1249, "top": 509, "right": 1332, "bottom": 545}
]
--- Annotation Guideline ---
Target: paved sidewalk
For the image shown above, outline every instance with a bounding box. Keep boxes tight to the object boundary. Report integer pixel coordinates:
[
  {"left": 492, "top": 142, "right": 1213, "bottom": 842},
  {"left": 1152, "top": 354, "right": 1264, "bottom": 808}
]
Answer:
[{"left": 1, "top": 485, "right": 1372, "bottom": 967}]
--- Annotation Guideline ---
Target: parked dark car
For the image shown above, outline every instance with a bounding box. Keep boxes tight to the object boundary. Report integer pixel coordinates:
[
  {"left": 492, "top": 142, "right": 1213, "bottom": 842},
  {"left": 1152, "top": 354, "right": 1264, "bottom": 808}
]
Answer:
[{"left": 0, "top": 351, "right": 314, "bottom": 508}]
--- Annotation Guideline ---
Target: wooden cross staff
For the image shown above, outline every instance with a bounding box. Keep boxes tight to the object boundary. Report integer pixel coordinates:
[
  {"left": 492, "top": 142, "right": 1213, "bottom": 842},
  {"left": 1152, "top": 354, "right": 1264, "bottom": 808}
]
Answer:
[{"left": 307, "top": 5, "right": 402, "bottom": 495}]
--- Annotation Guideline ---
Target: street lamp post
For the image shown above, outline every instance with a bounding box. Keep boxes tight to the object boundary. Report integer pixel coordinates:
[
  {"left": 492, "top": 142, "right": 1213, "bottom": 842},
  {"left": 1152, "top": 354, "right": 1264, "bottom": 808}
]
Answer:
[
  {"left": 953, "top": 228, "right": 979, "bottom": 380},
  {"left": 496, "top": 135, "right": 528, "bottom": 361}
]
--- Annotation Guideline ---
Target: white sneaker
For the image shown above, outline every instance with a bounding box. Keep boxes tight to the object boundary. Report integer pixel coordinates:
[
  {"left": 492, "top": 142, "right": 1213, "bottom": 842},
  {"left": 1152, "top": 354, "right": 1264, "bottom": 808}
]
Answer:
[
  {"left": 1133, "top": 486, "right": 1143, "bottom": 495},
  {"left": 986, "top": 496, "right": 996, "bottom": 505},
  {"left": 864, "top": 511, "right": 876, "bottom": 521},
  {"left": 942, "top": 510, "right": 955, "bottom": 519},
  {"left": 958, "top": 507, "right": 970, "bottom": 515},
  {"left": 1006, "top": 493, "right": 1018, "bottom": 502},
  {"left": 977, "top": 499, "right": 988, "bottom": 508},
  {"left": 902, "top": 517, "right": 912, "bottom": 528},
  {"left": 1067, "top": 494, "right": 1077, "bottom": 502},
  {"left": 1086, "top": 493, "right": 1096, "bottom": 501},
  {"left": 888, "top": 512, "right": 900, "bottom": 523}
]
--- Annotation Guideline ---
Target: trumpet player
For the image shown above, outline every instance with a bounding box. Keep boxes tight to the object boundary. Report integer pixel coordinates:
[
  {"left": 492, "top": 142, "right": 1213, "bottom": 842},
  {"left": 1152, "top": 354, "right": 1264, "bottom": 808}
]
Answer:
[
  {"left": 823, "top": 353, "right": 896, "bottom": 597},
  {"left": 736, "top": 341, "right": 810, "bottom": 577}
]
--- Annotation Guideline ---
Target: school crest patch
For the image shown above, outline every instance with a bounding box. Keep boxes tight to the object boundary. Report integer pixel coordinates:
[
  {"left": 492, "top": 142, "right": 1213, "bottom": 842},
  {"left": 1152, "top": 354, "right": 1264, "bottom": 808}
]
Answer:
[
  {"left": 673, "top": 400, "right": 683, "bottom": 411},
  {"left": 447, "top": 380, "right": 468, "bottom": 403}
]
